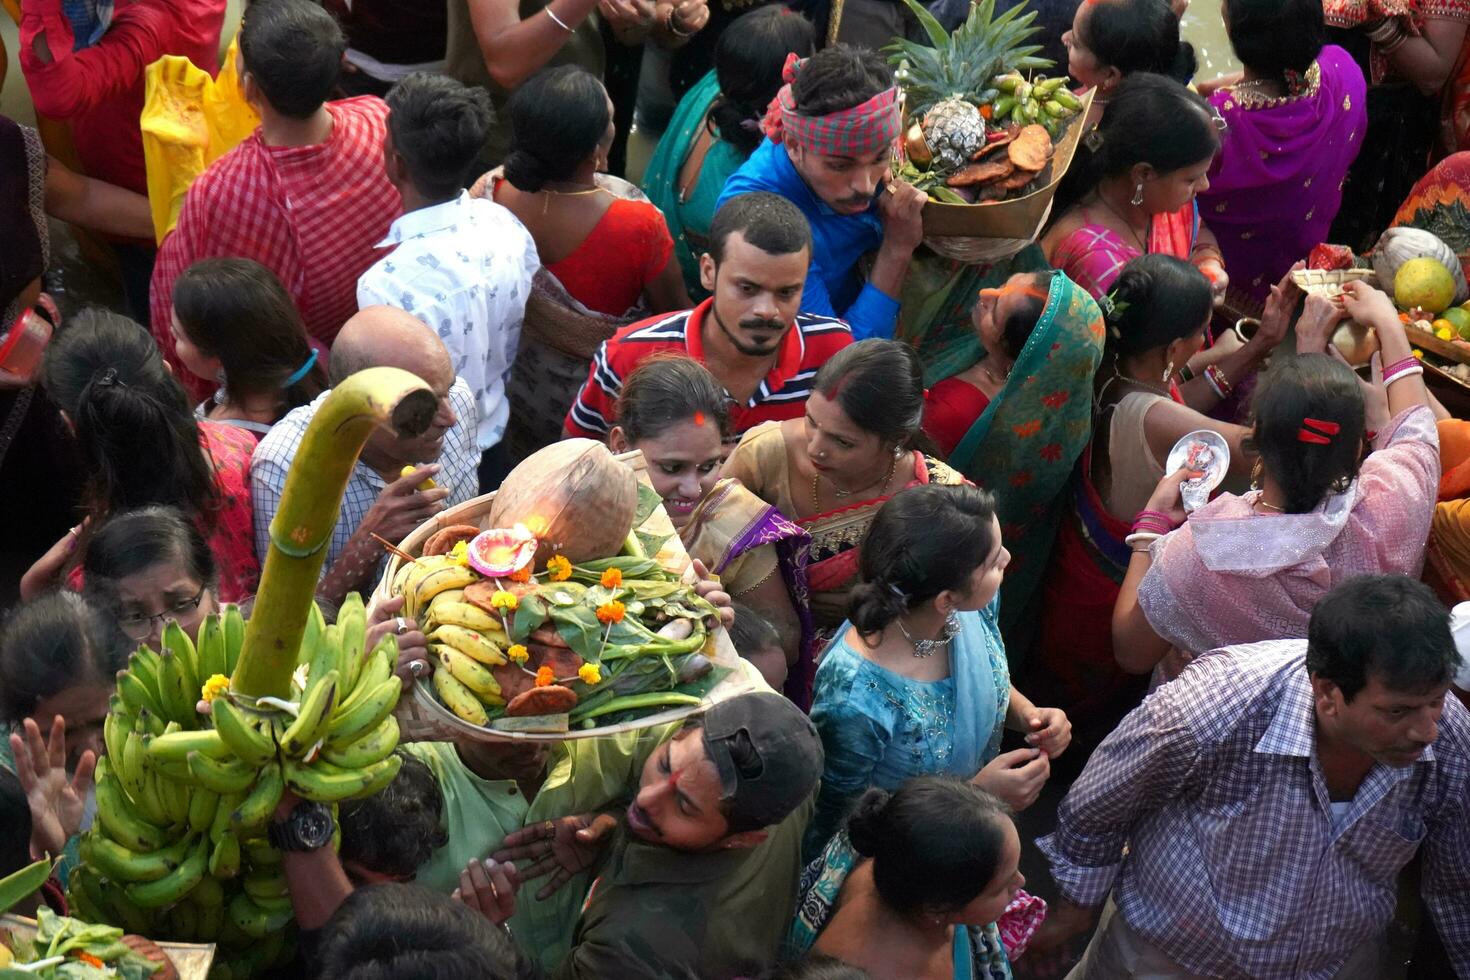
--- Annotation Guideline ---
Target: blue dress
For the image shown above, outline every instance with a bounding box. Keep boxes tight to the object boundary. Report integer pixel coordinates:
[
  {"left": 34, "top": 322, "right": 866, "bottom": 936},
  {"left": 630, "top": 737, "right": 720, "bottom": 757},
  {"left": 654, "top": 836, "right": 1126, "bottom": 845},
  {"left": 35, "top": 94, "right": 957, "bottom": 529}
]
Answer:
[{"left": 804, "top": 597, "right": 1011, "bottom": 858}]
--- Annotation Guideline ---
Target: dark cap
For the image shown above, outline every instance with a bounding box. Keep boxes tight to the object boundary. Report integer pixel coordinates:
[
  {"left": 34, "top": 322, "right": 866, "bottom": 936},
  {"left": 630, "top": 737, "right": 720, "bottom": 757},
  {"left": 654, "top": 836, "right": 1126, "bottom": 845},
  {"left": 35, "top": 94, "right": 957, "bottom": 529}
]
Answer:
[{"left": 701, "top": 692, "right": 823, "bottom": 830}]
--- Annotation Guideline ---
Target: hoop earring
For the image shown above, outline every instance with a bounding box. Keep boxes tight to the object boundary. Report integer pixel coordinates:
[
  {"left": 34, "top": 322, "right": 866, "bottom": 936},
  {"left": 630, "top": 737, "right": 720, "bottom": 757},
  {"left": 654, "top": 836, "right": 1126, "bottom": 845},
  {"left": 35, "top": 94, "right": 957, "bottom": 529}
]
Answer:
[
  {"left": 1131, "top": 182, "right": 1145, "bottom": 207},
  {"left": 1162, "top": 361, "right": 1174, "bottom": 384}
]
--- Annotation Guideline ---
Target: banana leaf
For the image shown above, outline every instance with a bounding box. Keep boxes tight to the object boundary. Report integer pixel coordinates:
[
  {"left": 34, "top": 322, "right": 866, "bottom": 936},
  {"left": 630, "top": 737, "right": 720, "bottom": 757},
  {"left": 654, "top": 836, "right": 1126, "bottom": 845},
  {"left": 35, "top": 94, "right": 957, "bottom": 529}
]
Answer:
[{"left": 0, "top": 859, "right": 51, "bottom": 915}]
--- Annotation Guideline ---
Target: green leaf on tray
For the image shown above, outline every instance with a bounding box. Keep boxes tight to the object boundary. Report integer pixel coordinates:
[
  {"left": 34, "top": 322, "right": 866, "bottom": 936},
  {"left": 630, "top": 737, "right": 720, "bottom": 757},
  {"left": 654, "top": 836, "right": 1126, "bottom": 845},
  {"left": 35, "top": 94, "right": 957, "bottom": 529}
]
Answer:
[
  {"left": 635, "top": 529, "right": 672, "bottom": 558},
  {"left": 634, "top": 482, "right": 664, "bottom": 528},
  {"left": 0, "top": 859, "right": 51, "bottom": 916}
]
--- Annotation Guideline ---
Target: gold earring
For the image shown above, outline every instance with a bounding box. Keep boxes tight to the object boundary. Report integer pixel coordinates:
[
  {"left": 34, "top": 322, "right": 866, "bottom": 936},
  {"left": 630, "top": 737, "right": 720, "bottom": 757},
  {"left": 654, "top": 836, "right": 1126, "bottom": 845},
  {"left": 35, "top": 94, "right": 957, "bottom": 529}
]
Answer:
[{"left": 1250, "top": 458, "right": 1263, "bottom": 490}]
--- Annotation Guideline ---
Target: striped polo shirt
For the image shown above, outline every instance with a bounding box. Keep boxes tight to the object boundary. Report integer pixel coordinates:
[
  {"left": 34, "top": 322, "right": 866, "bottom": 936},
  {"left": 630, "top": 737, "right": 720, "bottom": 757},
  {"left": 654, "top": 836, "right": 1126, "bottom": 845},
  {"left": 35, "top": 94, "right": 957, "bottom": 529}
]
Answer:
[{"left": 564, "top": 298, "right": 852, "bottom": 440}]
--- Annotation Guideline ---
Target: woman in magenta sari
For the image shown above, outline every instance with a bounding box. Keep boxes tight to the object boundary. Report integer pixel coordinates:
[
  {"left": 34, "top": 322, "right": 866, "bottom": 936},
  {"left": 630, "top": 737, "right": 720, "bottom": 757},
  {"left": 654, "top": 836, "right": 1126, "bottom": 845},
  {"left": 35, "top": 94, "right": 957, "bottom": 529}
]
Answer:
[
  {"left": 1042, "top": 74, "right": 1227, "bottom": 303},
  {"left": 1113, "top": 284, "right": 1438, "bottom": 681},
  {"left": 608, "top": 355, "right": 812, "bottom": 701},
  {"left": 1197, "top": 0, "right": 1367, "bottom": 310}
]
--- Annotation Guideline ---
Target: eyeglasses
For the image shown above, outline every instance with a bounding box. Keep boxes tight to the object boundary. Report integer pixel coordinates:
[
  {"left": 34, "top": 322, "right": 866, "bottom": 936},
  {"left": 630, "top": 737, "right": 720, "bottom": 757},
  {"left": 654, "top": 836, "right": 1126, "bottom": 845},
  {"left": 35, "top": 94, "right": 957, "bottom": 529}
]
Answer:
[{"left": 117, "top": 586, "right": 208, "bottom": 640}]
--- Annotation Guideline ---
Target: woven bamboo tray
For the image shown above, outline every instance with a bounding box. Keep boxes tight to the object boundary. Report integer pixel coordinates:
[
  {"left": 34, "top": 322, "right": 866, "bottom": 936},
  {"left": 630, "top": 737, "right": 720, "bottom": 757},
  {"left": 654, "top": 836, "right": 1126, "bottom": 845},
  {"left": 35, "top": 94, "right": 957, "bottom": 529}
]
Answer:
[
  {"left": 1289, "top": 267, "right": 1377, "bottom": 299},
  {"left": 1, "top": 914, "right": 214, "bottom": 980},
  {"left": 916, "top": 87, "right": 1095, "bottom": 242},
  {"left": 372, "top": 450, "right": 762, "bottom": 743}
]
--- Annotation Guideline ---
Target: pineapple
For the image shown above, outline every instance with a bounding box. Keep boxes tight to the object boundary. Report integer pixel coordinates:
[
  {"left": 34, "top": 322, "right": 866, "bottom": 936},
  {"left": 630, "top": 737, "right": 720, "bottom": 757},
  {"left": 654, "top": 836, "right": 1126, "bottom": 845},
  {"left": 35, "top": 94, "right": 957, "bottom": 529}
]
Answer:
[{"left": 887, "top": 0, "right": 1050, "bottom": 175}]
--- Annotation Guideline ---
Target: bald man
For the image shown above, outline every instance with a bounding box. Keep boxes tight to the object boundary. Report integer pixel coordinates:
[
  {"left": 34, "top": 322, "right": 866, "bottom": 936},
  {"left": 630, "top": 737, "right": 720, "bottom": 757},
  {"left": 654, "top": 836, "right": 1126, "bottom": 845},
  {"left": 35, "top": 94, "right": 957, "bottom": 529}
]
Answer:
[{"left": 249, "top": 306, "right": 481, "bottom": 603}]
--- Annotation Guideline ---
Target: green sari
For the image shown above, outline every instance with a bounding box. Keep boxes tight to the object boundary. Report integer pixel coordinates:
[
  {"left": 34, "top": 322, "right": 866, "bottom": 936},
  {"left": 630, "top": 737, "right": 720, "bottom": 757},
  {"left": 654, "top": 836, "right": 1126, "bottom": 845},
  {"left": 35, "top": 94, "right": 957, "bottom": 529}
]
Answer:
[{"left": 923, "top": 267, "right": 1105, "bottom": 664}]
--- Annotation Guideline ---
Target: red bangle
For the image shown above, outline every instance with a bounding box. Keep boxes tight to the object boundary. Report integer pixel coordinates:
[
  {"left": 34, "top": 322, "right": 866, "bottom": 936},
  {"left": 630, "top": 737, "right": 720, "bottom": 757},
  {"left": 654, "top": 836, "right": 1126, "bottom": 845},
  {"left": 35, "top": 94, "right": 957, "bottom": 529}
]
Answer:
[{"left": 1381, "top": 355, "right": 1418, "bottom": 377}]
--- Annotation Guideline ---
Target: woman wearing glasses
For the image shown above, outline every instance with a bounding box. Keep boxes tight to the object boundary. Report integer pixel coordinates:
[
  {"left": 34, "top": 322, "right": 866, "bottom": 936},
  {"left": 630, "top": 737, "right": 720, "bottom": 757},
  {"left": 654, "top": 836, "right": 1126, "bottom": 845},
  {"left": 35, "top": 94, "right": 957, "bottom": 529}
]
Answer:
[{"left": 81, "top": 506, "right": 220, "bottom": 650}]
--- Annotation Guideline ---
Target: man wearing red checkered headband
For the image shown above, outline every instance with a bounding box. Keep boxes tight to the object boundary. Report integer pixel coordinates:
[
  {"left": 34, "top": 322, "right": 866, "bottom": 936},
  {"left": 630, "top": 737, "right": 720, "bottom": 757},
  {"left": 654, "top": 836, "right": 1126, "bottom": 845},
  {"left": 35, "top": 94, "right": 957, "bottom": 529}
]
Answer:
[{"left": 717, "top": 45, "right": 928, "bottom": 343}]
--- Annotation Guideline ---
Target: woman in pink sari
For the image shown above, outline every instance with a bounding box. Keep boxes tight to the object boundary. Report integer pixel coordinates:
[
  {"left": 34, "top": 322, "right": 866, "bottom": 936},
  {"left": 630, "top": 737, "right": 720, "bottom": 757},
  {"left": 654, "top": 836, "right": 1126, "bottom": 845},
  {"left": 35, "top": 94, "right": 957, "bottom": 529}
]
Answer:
[
  {"left": 1042, "top": 74, "right": 1227, "bottom": 303},
  {"left": 1198, "top": 0, "right": 1368, "bottom": 310},
  {"left": 1113, "top": 283, "right": 1438, "bottom": 679}
]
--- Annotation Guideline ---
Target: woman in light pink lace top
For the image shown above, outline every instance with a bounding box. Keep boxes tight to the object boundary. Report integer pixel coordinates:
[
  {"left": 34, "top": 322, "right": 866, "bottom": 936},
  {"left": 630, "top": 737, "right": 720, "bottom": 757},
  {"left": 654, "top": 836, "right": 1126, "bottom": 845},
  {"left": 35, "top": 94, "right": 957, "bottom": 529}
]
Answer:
[{"left": 1112, "top": 283, "right": 1438, "bottom": 679}]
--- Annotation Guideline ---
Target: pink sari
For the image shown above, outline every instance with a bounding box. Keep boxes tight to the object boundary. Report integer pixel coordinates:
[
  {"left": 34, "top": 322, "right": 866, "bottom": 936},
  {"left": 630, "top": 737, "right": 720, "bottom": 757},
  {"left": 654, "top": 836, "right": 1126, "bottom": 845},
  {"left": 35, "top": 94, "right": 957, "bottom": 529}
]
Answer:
[
  {"left": 1136, "top": 407, "right": 1438, "bottom": 658},
  {"left": 1049, "top": 202, "right": 1198, "bottom": 299}
]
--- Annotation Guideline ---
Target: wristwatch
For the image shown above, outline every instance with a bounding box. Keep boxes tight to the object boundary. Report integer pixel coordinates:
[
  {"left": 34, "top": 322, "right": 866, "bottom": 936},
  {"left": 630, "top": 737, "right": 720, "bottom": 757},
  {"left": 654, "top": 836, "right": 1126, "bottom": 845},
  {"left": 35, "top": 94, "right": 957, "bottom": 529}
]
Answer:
[{"left": 268, "top": 801, "right": 336, "bottom": 852}]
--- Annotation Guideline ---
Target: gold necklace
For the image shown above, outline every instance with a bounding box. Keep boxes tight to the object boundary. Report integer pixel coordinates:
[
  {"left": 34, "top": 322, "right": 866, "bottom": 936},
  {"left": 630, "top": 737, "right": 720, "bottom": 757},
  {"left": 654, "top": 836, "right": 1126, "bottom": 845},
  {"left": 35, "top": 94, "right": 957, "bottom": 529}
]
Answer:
[
  {"left": 540, "top": 184, "right": 608, "bottom": 214},
  {"left": 811, "top": 452, "right": 899, "bottom": 511},
  {"left": 1254, "top": 493, "right": 1285, "bottom": 513},
  {"left": 1095, "top": 190, "right": 1150, "bottom": 254}
]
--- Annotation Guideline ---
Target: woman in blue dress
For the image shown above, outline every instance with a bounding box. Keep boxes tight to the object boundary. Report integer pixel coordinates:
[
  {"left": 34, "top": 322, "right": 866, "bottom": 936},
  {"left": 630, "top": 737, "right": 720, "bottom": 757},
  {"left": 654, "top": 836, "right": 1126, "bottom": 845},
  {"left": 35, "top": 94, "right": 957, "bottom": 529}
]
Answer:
[{"left": 805, "top": 483, "right": 1072, "bottom": 860}]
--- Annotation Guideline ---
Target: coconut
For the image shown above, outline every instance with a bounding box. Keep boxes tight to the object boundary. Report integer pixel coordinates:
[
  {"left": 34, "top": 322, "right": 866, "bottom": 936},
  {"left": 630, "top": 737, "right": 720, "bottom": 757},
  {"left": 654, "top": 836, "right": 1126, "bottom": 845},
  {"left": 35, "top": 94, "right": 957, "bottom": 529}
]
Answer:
[{"left": 487, "top": 439, "right": 638, "bottom": 565}]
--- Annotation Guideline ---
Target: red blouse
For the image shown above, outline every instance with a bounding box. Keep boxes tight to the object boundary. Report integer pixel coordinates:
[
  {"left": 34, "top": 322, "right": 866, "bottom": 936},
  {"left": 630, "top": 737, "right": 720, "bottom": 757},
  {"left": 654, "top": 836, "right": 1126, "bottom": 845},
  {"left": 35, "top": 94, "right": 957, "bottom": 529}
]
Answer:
[
  {"left": 547, "top": 198, "right": 675, "bottom": 317},
  {"left": 923, "top": 377, "right": 992, "bottom": 460},
  {"left": 197, "top": 421, "right": 260, "bottom": 603}
]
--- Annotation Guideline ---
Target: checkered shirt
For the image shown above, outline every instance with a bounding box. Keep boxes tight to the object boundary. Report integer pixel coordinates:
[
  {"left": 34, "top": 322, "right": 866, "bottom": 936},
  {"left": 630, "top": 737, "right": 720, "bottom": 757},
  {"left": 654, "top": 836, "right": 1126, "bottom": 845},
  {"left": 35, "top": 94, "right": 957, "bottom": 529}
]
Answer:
[
  {"left": 1038, "top": 640, "right": 1470, "bottom": 979},
  {"left": 149, "top": 97, "right": 402, "bottom": 390},
  {"left": 248, "top": 379, "right": 479, "bottom": 576}
]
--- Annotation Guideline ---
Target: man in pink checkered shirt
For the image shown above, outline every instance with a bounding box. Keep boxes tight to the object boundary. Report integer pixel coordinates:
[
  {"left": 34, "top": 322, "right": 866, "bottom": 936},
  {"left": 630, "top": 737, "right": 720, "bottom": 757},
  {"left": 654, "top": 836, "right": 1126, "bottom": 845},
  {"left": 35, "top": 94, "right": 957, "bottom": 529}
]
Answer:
[{"left": 148, "top": 0, "right": 401, "bottom": 401}]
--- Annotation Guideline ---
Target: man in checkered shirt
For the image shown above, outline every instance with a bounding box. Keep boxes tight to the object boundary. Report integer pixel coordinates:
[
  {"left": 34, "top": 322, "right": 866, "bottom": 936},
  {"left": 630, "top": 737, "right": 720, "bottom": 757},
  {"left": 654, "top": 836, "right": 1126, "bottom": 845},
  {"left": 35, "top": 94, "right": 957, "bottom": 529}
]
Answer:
[
  {"left": 149, "top": 0, "right": 402, "bottom": 400},
  {"left": 1040, "top": 575, "right": 1470, "bottom": 979},
  {"left": 250, "top": 306, "right": 479, "bottom": 606}
]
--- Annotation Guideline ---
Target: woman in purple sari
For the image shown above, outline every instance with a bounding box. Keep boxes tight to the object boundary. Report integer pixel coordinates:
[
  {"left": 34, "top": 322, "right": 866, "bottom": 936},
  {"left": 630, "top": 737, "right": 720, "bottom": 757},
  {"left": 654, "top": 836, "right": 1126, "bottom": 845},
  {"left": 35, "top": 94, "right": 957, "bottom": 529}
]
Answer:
[
  {"left": 607, "top": 355, "right": 814, "bottom": 703},
  {"left": 1198, "top": 0, "right": 1367, "bottom": 311}
]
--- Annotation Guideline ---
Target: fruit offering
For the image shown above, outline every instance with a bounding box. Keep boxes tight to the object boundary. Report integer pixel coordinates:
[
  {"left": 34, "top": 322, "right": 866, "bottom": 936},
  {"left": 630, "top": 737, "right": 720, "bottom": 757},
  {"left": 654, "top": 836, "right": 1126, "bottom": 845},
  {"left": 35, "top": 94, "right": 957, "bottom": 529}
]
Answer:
[
  {"left": 68, "top": 367, "right": 439, "bottom": 979},
  {"left": 398, "top": 531, "right": 725, "bottom": 734},
  {"left": 0, "top": 907, "right": 174, "bottom": 979},
  {"left": 887, "top": 0, "right": 1081, "bottom": 203}
]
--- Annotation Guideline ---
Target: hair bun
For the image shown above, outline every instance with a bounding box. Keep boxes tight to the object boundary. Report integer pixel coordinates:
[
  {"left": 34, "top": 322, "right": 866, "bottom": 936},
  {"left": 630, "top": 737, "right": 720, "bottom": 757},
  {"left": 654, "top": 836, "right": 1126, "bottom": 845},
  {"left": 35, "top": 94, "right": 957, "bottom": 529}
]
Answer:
[
  {"left": 845, "top": 787, "right": 892, "bottom": 856},
  {"left": 501, "top": 149, "right": 547, "bottom": 193},
  {"left": 847, "top": 580, "right": 908, "bottom": 635}
]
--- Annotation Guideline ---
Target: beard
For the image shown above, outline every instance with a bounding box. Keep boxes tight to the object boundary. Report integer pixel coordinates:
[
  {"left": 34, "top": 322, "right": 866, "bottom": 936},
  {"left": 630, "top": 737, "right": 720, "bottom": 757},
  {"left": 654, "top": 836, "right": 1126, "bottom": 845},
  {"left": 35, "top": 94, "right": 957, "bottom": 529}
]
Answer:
[{"left": 713, "top": 305, "right": 787, "bottom": 357}]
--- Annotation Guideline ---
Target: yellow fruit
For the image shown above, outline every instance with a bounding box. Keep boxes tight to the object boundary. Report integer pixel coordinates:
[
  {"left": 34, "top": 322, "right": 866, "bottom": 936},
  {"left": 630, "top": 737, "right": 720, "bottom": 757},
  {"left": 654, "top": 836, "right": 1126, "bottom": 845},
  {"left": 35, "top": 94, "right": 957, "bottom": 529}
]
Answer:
[
  {"left": 1436, "top": 322, "right": 1455, "bottom": 341},
  {"left": 1395, "top": 257, "right": 1457, "bottom": 315},
  {"left": 400, "top": 465, "right": 436, "bottom": 491},
  {"left": 1442, "top": 306, "right": 1470, "bottom": 339},
  {"left": 0, "top": 945, "right": 11, "bottom": 967}
]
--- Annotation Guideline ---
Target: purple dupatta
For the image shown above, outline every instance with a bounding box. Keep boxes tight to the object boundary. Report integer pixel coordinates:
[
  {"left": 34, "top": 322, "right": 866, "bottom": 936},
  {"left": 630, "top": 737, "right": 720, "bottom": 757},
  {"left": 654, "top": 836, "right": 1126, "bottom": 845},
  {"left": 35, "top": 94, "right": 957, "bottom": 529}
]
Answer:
[{"left": 1199, "top": 46, "right": 1368, "bottom": 308}]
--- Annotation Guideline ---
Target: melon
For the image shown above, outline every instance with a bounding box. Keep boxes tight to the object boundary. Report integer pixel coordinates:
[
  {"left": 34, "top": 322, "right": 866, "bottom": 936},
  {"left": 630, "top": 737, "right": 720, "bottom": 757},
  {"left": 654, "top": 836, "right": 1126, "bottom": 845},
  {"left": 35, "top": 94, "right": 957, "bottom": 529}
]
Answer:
[{"left": 487, "top": 439, "right": 638, "bottom": 564}]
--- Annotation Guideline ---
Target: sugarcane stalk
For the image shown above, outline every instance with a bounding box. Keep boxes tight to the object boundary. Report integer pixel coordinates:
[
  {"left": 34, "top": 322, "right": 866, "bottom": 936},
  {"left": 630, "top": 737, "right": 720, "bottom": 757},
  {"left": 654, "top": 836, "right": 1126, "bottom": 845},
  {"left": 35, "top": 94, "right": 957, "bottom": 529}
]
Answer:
[{"left": 233, "top": 367, "right": 437, "bottom": 699}]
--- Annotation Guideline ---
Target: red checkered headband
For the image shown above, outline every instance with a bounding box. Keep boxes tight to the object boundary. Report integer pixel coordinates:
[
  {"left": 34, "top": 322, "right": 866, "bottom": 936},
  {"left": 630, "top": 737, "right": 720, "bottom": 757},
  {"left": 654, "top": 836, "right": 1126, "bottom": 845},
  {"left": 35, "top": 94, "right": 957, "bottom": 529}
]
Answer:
[{"left": 761, "top": 53, "right": 901, "bottom": 157}]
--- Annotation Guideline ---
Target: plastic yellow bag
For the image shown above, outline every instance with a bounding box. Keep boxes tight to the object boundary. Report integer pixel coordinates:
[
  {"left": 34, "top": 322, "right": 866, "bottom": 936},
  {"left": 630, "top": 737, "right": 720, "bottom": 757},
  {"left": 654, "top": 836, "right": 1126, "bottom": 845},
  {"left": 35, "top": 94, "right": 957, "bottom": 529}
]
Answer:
[{"left": 140, "top": 36, "right": 259, "bottom": 243}]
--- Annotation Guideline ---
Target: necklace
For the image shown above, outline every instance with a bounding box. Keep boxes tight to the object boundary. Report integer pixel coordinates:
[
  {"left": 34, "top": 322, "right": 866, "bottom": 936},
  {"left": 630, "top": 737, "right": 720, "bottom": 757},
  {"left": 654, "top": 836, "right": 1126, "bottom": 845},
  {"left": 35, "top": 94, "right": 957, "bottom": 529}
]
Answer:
[
  {"left": 1095, "top": 190, "right": 1150, "bottom": 254},
  {"left": 810, "top": 451, "right": 899, "bottom": 510},
  {"left": 980, "top": 362, "right": 1011, "bottom": 387},
  {"left": 896, "top": 613, "right": 962, "bottom": 659},
  {"left": 1254, "top": 493, "right": 1285, "bottom": 513},
  {"left": 540, "top": 184, "right": 608, "bottom": 214}
]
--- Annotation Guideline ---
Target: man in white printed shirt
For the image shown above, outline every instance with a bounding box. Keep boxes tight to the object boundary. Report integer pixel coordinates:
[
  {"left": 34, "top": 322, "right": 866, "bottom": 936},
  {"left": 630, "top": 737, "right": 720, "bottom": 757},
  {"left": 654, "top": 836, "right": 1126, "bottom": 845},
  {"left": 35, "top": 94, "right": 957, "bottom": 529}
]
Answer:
[{"left": 358, "top": 72, "right": 539, "bottom": 491}]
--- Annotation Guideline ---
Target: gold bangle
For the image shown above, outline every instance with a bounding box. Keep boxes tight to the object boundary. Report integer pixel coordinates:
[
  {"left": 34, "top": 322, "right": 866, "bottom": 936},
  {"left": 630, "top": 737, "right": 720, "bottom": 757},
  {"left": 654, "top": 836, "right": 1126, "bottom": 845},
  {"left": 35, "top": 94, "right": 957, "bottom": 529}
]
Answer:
[{"left": 545, "top": 6, "right": 575, "bottom": 33}]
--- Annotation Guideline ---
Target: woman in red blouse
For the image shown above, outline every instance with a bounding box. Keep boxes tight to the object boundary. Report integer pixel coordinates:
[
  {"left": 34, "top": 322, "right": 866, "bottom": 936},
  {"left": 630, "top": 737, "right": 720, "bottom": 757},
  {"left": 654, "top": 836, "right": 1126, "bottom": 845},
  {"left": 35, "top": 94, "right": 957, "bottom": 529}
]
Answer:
[{"left": 23, "top": 311, "right": 259, "bottom": 603}]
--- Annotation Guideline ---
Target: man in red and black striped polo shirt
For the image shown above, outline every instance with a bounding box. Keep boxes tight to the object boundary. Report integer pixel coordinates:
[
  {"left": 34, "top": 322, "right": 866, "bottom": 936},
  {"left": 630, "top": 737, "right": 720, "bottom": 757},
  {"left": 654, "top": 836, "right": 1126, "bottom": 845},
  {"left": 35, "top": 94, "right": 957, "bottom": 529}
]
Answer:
[{"left": 564, "top": 192, "right": 852, "bottom": 442}]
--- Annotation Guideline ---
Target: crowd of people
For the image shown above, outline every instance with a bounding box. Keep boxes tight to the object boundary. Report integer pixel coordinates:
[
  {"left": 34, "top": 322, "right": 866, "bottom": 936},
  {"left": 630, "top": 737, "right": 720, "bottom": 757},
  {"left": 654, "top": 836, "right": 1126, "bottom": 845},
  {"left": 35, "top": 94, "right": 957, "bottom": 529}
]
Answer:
[{"left": 2, "top": 0, "right": 1470, "bottom": 976}]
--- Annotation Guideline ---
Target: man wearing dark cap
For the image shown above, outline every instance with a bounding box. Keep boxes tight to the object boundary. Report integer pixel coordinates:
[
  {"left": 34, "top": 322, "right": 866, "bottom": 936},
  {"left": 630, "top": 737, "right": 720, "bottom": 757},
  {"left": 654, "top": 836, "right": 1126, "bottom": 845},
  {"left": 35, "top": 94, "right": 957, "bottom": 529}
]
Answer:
[{"left": 552, "top": 691, "right": 823, "bottom": 980}]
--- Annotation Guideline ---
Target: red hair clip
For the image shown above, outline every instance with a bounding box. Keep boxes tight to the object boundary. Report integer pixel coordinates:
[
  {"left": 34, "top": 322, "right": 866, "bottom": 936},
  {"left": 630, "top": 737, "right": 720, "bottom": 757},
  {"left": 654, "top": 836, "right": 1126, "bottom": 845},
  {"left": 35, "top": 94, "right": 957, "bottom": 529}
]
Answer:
[{"left": 1297, "top": 417, "right": 1341, "bottom": 445}]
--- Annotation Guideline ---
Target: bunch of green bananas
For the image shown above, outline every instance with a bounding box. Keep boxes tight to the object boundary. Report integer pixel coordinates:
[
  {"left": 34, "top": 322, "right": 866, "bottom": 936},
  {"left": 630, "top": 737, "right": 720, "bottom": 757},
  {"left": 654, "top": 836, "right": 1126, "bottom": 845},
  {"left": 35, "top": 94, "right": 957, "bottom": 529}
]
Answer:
[
  {"left": 69, "top": 593, "right": 402, "bottom": 980},
  {"left": 990, "top": 72, "right": 1082, "bottom": 137}
]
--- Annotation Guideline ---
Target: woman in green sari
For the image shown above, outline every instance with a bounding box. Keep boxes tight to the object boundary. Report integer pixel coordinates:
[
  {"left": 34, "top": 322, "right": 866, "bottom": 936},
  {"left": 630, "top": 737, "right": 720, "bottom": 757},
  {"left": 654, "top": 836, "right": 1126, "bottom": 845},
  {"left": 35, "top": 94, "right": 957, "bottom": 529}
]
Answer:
[
  {"left": 641, "top": 6, "right": 816, "bottom": 298},
  {"left": 920, "top": 270, "right": 1106, "bottom": 660}
]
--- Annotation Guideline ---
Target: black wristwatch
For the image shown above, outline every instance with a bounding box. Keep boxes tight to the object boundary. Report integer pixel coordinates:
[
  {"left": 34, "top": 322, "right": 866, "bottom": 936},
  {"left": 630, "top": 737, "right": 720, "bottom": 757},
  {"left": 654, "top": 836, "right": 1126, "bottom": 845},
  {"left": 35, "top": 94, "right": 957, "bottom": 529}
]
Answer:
[{"left": 268, "top": 801, "right": 336, "bottom": 852}]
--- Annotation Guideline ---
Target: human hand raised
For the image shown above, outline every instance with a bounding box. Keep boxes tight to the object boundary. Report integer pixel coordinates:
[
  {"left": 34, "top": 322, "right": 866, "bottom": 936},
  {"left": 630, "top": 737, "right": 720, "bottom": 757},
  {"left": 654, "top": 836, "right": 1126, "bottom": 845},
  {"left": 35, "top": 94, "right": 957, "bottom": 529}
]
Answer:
[
  {"left": 878, "top": 178, "right": 927, "bottom": 255},
  {"left": 10, "top": 716, "right": 95, "bottom": 861}
]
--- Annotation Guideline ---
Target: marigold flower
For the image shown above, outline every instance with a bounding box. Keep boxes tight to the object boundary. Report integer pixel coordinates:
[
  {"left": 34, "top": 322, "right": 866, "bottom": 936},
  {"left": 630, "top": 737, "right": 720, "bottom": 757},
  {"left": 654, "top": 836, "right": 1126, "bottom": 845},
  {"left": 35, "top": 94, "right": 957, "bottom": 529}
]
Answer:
[
  {"left": 490, "top": 590, "right": 519, "bottom": 610},
  {"left": 578, "top": 663, "right": 603, "bottom": 685},
  {"left": 508, "top": 565, "right": 533, "bottom": 583},
  {"left": 201, "top": 674, "right": 231, "bottom": 704},
  {"left": 507, "top": 644, "right": 530, "bottom": 664},
  {"left": 534, "top": 666, "right": 556, "bottom": 687},
  {"left": 596, "top": 600, "right": 626, "bottom": 625},
  {"left": 449, "top": 540, "right": 471, "bottom": 568},
  {"left": 600, "top": 567, "right": 623, "bottom": 589},
  {"left": 547, "top": 555, "right": 573, "bottom": 582}
]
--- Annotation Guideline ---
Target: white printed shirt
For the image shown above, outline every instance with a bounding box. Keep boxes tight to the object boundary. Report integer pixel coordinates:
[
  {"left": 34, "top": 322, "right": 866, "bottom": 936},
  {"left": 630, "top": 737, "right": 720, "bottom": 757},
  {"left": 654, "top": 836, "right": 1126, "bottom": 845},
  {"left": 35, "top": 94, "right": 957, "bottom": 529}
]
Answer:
[
  {"left": 358, "top": 192, "right": 539, "bottom": 450},
  {"left": 249, "top": 380, "right": 479, "bottom": 574}
]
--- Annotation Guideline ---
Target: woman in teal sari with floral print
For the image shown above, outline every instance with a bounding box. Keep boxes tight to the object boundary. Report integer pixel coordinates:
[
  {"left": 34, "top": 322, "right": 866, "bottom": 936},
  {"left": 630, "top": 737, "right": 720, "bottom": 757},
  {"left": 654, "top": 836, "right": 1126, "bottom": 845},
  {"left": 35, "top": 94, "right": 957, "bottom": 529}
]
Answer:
[{"left": 921, "top": 270, "right": 1106, "bottom": 662}]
